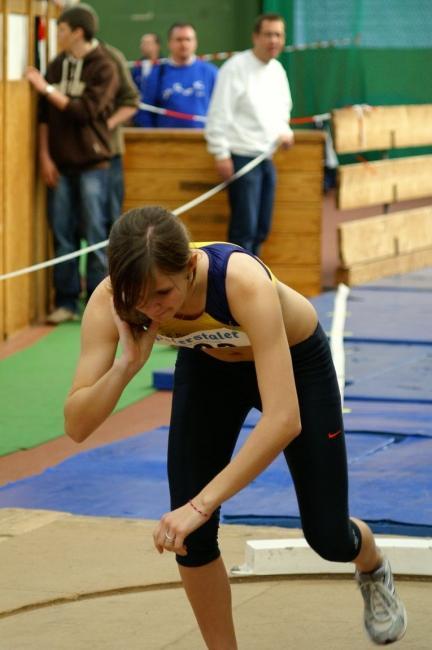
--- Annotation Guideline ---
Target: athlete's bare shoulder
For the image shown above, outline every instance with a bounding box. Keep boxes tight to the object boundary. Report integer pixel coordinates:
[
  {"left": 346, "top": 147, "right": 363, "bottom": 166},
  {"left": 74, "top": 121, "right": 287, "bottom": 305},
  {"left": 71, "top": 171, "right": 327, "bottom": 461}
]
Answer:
[
  {"left": 226, "top": 250, "right": 272, "bottom": 286},
  {"left": 227, "top": 251, "right": 317, "bottom": 344},
  {"left": 81, "top": 277, "right": 118, "bottom": 341}
]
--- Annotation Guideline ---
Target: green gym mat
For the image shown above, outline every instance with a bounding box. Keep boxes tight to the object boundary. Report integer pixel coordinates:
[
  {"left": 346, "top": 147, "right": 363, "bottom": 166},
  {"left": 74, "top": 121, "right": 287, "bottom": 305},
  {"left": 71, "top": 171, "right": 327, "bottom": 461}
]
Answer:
[{"left": 0, "top": 322, "right": 177, "bottom": 456}]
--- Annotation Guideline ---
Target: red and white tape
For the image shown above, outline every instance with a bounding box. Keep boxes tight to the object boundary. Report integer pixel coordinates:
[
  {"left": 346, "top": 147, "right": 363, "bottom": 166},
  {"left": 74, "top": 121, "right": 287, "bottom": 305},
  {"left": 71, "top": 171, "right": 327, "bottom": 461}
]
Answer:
[{"left": 138, "top": 100, "right": 330, "bottom": 125}]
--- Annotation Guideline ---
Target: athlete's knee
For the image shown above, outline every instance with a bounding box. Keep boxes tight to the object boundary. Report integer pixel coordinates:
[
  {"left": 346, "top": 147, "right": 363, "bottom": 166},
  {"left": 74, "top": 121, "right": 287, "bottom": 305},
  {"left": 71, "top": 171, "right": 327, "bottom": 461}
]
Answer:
[
  {"left": 304, "top": 520, "right": 362, "bottom": 563},
  {"left": 175, "top": 515, "right": 221, "bottom": 568},
  {"left": 175, "top": 536, "right": 220, "bottom": 568}
]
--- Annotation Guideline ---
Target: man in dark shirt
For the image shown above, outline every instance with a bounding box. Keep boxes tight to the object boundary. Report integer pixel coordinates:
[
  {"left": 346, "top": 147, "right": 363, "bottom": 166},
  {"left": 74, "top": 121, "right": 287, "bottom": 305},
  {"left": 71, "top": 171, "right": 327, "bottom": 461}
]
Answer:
[{"left": 27, "top": 6, "right": 119, "bottom": 323}]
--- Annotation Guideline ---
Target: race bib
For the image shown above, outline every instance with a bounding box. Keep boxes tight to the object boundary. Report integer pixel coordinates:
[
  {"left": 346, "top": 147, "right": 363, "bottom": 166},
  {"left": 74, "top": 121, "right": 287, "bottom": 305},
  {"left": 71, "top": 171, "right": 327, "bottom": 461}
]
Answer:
[{"left": 156, "top": 327, "right": 251, "bottom": 350}]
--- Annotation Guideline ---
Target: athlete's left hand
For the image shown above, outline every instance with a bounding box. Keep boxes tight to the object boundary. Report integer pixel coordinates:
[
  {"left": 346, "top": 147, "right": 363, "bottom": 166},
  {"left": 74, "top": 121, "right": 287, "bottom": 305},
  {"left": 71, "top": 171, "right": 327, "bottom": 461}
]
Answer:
[{"left": 153, "top": 500, "right": 210, "bottom": 557}]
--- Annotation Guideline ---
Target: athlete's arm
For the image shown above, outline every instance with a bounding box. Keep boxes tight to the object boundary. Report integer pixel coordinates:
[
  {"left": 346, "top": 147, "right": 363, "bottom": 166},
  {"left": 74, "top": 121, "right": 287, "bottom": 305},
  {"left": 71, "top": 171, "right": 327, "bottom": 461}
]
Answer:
[
  {"left": 196, "top": 253, "right": 301, "bottom": 508},
  {"left": 64, "top": 281, "right": 159, "bottom": 443}
]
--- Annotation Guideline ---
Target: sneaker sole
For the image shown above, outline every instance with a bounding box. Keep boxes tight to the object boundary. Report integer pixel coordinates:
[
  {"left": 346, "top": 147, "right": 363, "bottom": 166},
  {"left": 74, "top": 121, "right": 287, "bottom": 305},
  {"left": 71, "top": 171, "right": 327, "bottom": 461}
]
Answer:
[{"left": 365, "top": 604, "right": 407, "bottom": 645}]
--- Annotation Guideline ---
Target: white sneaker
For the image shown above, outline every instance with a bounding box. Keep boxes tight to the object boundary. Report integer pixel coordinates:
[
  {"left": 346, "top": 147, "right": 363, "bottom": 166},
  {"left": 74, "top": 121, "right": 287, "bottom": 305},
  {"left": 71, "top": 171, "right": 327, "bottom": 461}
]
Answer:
[
  {"left": 356, "top": 557, "right": 407, "bottom": 645},
  {"left": 46, "top": 307, "right": 79, "bottom": 325}
]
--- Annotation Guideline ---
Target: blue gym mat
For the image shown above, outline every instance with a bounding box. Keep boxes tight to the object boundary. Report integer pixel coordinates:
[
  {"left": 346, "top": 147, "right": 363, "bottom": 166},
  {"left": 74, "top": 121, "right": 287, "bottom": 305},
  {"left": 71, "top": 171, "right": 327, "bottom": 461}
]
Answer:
[
  {"left": 0, "top": 424, "right": 430, "bottom": 535},
  {"left": 343, "top": 400, "right": 432, "bottom": 438},
  {"left": 311, "top": 288, "right": 432, "bottom": 345},
  {"left": 154, "top": 342, "right": 432, "bottom": 405},
  {"left": 345, "top": 346, "right": 432, "bottom": 404}
]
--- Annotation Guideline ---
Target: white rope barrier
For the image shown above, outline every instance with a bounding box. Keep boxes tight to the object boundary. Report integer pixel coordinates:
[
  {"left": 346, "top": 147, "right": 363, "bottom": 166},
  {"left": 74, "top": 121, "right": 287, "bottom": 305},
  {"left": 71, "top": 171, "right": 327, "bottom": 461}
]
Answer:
[
  {"left": 0, "top": 144, "right": 278, "bottom": 282},
  {"left": 329, "top": 283, "right": 350, "bottom": 406}
]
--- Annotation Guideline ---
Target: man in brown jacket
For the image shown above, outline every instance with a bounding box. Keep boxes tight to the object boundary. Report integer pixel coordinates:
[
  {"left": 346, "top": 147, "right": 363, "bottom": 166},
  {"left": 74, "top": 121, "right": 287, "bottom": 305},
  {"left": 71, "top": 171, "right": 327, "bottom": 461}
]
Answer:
[{"left": 27, "top": 6, "right": 119, "bottom": 323}]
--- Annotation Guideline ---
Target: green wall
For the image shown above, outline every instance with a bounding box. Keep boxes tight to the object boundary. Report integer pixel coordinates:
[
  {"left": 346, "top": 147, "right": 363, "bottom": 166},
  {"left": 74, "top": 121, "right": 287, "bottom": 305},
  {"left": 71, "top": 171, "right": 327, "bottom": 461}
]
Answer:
[{"left": 89, "top": 0, "right": 262, "bottom": 61}]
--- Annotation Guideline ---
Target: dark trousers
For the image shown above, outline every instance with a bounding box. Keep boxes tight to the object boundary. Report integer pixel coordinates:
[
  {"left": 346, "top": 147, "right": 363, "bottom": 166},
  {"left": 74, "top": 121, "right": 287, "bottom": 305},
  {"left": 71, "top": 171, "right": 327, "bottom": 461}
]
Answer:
[
  {"left": 227, "top": 154, "right": 276, "bottom": 255},
  {"left": 168, "top": 323, "right": 361, "bottom": 567},
  {"left": 47, "top": 167, "right": 110, "bottom": 312},
  {"left": 107, "top": 155, "right": 124, "bottom": 229}
]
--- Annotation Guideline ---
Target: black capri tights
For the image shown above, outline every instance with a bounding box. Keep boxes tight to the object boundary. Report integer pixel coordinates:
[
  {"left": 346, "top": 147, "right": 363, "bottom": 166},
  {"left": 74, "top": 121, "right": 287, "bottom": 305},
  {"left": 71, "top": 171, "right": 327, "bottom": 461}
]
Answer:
[{"left": 168, "top": 323, "right": 362, "bottom": 568}]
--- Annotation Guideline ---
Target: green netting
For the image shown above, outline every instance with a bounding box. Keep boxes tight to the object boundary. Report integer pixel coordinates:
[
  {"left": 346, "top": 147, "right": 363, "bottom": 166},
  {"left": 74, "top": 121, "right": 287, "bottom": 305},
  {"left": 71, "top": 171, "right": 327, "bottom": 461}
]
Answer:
[
  {"left": 264, "top": 0, "right": 432, "bottom": 143},
  {"left": 289, "top": 0, "right": 432, "bottom": 49}
]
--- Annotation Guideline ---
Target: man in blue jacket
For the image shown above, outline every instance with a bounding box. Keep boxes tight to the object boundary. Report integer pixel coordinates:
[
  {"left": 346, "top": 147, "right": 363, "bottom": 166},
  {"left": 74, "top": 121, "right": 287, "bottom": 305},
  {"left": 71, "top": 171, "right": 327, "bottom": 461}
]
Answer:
[{"left": 138, "top": 22, "right": 218, "bottom": 128}]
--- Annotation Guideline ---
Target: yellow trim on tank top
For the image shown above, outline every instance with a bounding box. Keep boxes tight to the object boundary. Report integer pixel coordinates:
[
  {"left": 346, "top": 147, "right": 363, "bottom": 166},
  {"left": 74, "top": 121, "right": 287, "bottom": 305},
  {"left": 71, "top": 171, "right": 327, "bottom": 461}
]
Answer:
[{"left": 157, "top": 242, "right": 275, "bottom": 340}]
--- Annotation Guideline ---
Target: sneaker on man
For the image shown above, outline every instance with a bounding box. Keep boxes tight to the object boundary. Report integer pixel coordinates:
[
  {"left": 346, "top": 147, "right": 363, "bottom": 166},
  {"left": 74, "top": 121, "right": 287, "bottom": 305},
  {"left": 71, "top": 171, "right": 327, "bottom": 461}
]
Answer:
[
  {"left": 356, "top": 556, "right": 407, "bottom": 645},
  {"left": 46, "top": 307, "right": 79, "bottom": 325}
]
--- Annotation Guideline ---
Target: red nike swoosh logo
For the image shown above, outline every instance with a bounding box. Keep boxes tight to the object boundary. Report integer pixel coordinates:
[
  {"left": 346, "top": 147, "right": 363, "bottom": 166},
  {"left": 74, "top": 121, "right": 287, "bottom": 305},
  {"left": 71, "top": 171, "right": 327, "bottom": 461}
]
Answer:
[{"left": 328, "top": 430, "right": 342, "bottom": 439}]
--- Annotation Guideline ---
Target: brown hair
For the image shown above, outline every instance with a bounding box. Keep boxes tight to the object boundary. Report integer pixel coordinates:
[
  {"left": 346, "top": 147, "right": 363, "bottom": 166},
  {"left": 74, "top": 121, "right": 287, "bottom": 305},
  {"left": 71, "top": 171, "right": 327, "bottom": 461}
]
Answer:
[
  {"left": 58, "top": 5, "right": 98, "bottom": 41},
  {"left": 253, "top": 13, "right": 285, "bottom": 34},
  {"left": 168, "top": 22, "right": 196, "bottom": 39},
  {"left": 108, "top": 206, "right": 191, "bottom": 327}
]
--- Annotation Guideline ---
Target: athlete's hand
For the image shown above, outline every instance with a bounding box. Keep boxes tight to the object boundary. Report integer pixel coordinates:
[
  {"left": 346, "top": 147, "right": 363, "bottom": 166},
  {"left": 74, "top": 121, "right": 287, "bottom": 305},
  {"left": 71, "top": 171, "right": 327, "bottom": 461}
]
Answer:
[
  {"left": 153, "top": 500, "right": 210, "bottom": 557},
  {"left": 111, "top": 303, "right": 159, "bottom": 375}
]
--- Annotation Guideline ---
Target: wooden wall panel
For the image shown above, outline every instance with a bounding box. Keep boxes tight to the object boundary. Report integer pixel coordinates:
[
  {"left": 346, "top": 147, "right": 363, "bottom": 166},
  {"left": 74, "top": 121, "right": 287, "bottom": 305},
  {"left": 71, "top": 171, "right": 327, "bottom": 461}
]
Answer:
[
  {"left": 336, "top": 206, "right": 432, "bottom": 285},
  {"left": 333, "top": 105, "right": 432, "bottom": 154},
  {"left": 31, "top": 0, "right": 50, "bottom": 322},
  {"left": 336, "top": 249, "right": 432, "bottom": 286},
  {"left": 124, "top": 129, "right": 325, "bottom": 296},
  {"left": 0, "top": 0, "right": 51, "bottom": 338},
  {"left": 0, "top": 1, "right": 5, "bottom": 339},
  {"left": 3, "top": 2, "right": 32, "bottom": 335},
  {"left": 4, "top": 81, "right": 33, "bottom": 334},
  {"left": 338, "top": 155, "right": 432, "bottom": 210}
]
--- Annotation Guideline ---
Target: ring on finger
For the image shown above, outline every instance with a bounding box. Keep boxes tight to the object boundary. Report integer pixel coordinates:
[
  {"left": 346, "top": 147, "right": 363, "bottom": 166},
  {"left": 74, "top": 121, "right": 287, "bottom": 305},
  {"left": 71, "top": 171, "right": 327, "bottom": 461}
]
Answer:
[{"left": 164, "top": 531, "right": 175, "bottom": 543}]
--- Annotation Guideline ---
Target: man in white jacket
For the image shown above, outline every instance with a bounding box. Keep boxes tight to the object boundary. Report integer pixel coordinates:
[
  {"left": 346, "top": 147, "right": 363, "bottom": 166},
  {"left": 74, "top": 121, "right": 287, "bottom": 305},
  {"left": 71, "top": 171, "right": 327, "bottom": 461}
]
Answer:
[{"left": 205, "top": 13, "right": 294, "bottom": 255}]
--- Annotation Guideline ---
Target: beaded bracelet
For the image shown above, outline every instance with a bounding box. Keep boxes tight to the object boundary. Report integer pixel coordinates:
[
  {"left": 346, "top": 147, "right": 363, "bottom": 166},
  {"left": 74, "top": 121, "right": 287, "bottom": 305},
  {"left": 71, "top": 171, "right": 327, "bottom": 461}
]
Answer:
[{"left": 189, "top": 499, "right": 209, "bottom": 517}]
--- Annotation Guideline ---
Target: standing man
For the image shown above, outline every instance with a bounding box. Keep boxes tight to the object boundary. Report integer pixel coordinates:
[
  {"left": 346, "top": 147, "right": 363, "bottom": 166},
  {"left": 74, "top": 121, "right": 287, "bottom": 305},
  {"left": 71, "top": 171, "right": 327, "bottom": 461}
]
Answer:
[
  {"left": 205, "top": 13, "right": 294, "bottom": 255},
  {"left": 132, "top": 32, "right": 161, "bottom": 90},
  {"left": 74, "top": 4, "right": 140, "bottom": 229},
  {"left": 27, "top": 5, "right": 119, "bottom": 323},
  {"left": 102, "top": 41, "right": 139, "bottom": 227},
  {"left": 132, "top": 32, "right": 161, "bottom": 127},
  {"left": 142, "top": 22, "right": 218, "bottom": 128}
]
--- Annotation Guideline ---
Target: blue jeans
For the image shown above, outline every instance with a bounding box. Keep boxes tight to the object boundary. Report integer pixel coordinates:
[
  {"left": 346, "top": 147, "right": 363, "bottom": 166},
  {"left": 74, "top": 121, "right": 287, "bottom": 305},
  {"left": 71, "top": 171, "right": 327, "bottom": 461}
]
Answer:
[
  {"left": 107, "top": 155, "right": 124, "bottom": 229},
  {"left": 48, "top": 167, "right": 110, "bottom": 312},
  {"left": 227, "top": 155, "right": 276, "bottom": 255}
]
